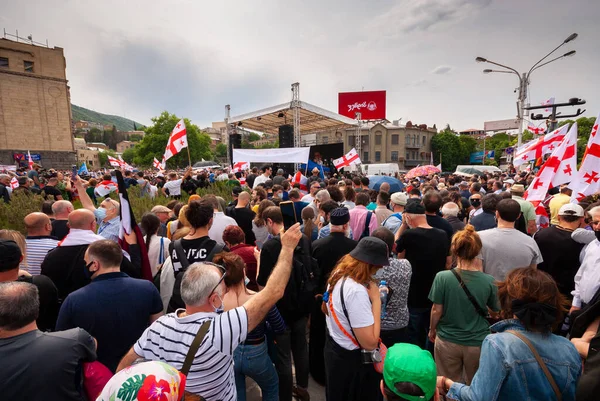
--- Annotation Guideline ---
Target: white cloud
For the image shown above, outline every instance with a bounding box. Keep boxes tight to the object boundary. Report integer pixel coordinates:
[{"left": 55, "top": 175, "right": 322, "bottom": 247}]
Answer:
[{"left": 431, "top": 65, "right": 454, "bottom": 75}]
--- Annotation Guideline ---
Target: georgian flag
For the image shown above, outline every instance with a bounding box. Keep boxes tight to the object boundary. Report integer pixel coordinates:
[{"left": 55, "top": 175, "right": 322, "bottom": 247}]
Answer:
[
  {"left": 333, "top": 148, "right": 361, "bottom": 170},
  {"left": 292, "top": 171, "right": 308, "bottom": 192},
  {"left": 163, "top": 119, "right": 187, "bottom": 162},
  {"left": 10, "top": 177, "right": 19, "bottom": 190},
  {"left": 514, "top": 125, "right": 569, "bottom": 166},
  {"left": 107, "top": 156, "right": 122, "bottom": 168},
  {"left": 232, "top": 161, "right": 249, "bottom": 173},
  {"left": 542, "top": 97, "right": 555, "bottom": 113},
  {"left": 527, "top": 125, "right": 546, "bottom": 135},
  {"left": 551, "top": 122, "right": 578, "bottom": 188},
  {"left": 569, "top": 112, "right": 600, "bottom": 202},
  {"left": 153, "top": 157, "right": 164, "bottom": 170},
  {"left": 525, "top": 123, "right": 576, "bottom": 204},
  {"left": 27, "top": 151, "right": 34, "bottom": 170}
]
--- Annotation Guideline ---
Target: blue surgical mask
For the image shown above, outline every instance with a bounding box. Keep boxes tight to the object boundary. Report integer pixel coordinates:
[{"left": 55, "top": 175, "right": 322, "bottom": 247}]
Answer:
[
  {"left": 244, "top": 276, "right": 250, "bottom": 286},
  {"left": 95, "top": 207, "right": 107, "bottom": 221},
  {"left": 212, "top": 294, "right": 224, "bottom": 314}
]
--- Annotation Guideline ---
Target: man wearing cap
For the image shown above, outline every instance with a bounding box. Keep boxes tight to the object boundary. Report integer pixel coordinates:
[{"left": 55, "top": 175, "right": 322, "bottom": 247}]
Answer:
[
  {"left": 151, "top": 204, "right": 171, "bottom": 237},
  {"left": 273, "top": 168, "right": 286, "bottom": 186},
  {"left": 381, "top": 343, "right": 439, "bottom": 401},
  {"left": 310, "top": 207, "right": 357, "bottom": 384},
  {"left": 534, "top": 203, "right": 585, "bottom": 298},
  {"left": 0, "top": 239, "right": 60, "bottom": 332},
  {"left": 395, "top": 199, "right": 450, "bottom": 350},
  {"left": 252, "top": 165, "right": 272, "bottom": 189},
  {"left": 383, "top": 192, "right": 407, "bottom": 235},
  {"left": 308, "top": 166, "right": 323, "bottom": 185},
  {"left": 549, "top": 186, "right": 573, "bottom": 226},
  {"left": 511, "top": 184, "right": 536, "bottom": 234}
]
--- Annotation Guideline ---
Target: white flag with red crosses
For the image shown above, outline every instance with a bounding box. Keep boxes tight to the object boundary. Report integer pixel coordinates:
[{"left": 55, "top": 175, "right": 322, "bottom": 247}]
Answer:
[
  {"left": 163, "top": 119, "right": 187, "bottom": 162},
  {"left": 569, "top": 112, "right": 600, "bottom": 202}
]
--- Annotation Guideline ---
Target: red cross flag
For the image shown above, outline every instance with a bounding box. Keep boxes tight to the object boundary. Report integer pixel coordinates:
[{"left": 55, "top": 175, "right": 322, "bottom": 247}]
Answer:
[
  {"left": 333, "top": 148, "right": 361, "bottom": 170},
  {"left": 551, "top": 122, "right": 578, "bottom": 188},
  {"left": 153, "top": 157, "right": 164, "bottom": 170},
  {"left": 292, "top": 171, "right": 308, "bottom": 192},
  {"left": 232, "top": 161, "right": 249, "bottom": 173},
  {"left": 569, "top": 112, "right": 600, "bottom": 202},
  {"left": 525, "top": 123, "right": 577, "bottom": 228},
  {"left": 514, "top": 124, "right": 569, "bottom": 167},
  {"left": 542, "top": 97, "right": 555, "bottom": 113},
  {"left": 527, "top": 125, "right": 546, "bottom": 135},
  {"left": 163, "top": 119, "right": 187, "bottom": 162},
  {"left": 27, "top": 151, "right": 34, "bottom": 170},
  {"left": 10, "top": 177, "right": 19, "bottom": 190},
  {"left": 107, "top": 156, "right": 122, "bottom": 168}
]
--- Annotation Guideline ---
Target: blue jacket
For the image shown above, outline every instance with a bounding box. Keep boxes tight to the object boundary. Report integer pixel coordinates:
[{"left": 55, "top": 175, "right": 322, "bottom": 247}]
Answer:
[{"left": 448, "top": 319, "right": 581, "bottom": 401}]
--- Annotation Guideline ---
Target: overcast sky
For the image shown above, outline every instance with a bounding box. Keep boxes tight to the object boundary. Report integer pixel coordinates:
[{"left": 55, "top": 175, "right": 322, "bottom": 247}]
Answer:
[{"left": 3, "top": 0, "right": 598, "bottom": 131}]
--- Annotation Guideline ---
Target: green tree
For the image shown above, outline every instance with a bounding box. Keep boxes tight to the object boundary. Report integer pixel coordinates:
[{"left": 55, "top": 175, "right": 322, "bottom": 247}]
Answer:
[
  {"left": 85, "top": 128, "right": 103, "bottom": 143},
  {"left": 457, "top": 135, "right": 477, "bottom": 165},
  {"left": 98, "top": 149, "right": 118, "bottom": 167},
  {"left": 246, "top": 132, "right": 261, "bottom": 142},
  {"left": 241, "top": 141, "right": 255, "bottom": 149},
  {"left": 132, "top": 111, "right": 213, "bottom": 168},
  {"left": 431, "top": 131, "right": 464, "bottom": 171},
  {"left": 122, "top": 147, "right": 136, "bottom": 164},
  {"left": 215, "top": 143, "right": 227, "bottom": 157},
  {"left": 129, "top": 134, "right": 143, "bottom": 142}
]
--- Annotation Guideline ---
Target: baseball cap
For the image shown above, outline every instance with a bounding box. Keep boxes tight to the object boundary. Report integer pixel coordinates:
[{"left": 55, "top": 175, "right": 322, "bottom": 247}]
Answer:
[
  {"left": 390, "top": 192, "right": 408, "bottom": 206},
  {"left": 0, "top": 239, "right": 22, "bottom": 270},
  {"left": 151, "top": 205, "right": 171, "bottom": 214},
  {"left": 349, "top": 237, "right": 389, "bottom": 266},
  {"left": 383, "top": 343, "right": 437, "bottom": 401},
  {"left": 329, "top": 207, "right": 350, "bottom": 226},
  {"left": 404, "top": 198, "right": 425, "bottom": 214},
  {"left": 559, "top": 203, "right": 584, "bottom": 217}
]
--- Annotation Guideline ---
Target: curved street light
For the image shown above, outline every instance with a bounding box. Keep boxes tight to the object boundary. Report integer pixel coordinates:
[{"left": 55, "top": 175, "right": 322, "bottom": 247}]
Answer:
[{"left": 475, "top": 33, "right": 578, "bottom": 146}]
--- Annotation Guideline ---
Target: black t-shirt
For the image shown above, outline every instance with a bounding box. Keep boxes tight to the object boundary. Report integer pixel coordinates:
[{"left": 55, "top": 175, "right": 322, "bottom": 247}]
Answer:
[
  {"left": 396, "top": 227, "right": 449, "bottom": 308},
  {"left": 426, "top": 215, "right": 453, "bottom": 245},
  {"left": 534, "top": 226, "right": 584, "bottom": 297},
  {"left": 51, "top": 219, "right": 70, "bottom": 240},
  {"left": 229, "top": 207, "right": 257, "bottom": 246},
  {"left": 18, "top": 274, "right": 60, "bottom": 332},
  {"left": 246, "top": 174, "right": 257, "bottom": 189},
  {"left": 43, "top": 185, "right": 62, "bottom": 200},
  {"left": 0, "top": 328, "right": 96, "bottom": 401}
]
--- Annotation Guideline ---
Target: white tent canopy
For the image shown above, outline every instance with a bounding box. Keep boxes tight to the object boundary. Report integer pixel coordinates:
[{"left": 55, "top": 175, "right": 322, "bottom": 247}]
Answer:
[{"left": 232, "top": 148, "right": 310, "bottom": 164}]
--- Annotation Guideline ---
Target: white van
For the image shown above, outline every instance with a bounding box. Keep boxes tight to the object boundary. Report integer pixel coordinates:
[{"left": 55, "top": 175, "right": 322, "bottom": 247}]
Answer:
[
  {"left": 362, "top": 163, "right": 400, "bottom": 176},
  {"left": 454, "top": 165, "right": 502, "bottom": 177}
]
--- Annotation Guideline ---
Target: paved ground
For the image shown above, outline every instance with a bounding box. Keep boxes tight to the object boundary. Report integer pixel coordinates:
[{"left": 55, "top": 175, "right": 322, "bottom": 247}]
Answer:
[{"left": 246, "top": 375, "right": 326, "bottom": 401}]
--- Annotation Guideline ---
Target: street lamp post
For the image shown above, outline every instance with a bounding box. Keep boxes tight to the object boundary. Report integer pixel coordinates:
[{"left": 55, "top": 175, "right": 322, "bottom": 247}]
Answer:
[{"left": 476, "top": 33, "right": 578, "bottom": 147}]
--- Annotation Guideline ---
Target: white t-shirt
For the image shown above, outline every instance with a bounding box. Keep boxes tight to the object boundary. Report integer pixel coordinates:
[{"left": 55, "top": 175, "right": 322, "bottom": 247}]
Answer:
[
  {"left": 469, "top": 207, "right": 483, "bottom": 219},
  {"left": 252, "top": 174, "right": 270, "bottom": 189},
  {"left": 208, "top": 212, "right": 238, "bottom": 245},
  {"left": 325, "top": 278, "right": 374, "bottom": 350},
  {"left": 135, "top": 307, "right": 248, "bottom": 401},
  {"left": 145, "top": 234, "right": 171, "bottom": 277},
  {"left": 301, "top": 194, "right": 314, "bottom": 203},
  {"left": 163, "top": 179, "right": 183, "bottom": 196}
]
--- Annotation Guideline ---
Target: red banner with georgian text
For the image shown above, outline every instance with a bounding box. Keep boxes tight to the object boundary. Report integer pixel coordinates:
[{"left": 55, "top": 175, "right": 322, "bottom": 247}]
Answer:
[{"left": 338, "top": 91, "right": 386, "bottom": 120}]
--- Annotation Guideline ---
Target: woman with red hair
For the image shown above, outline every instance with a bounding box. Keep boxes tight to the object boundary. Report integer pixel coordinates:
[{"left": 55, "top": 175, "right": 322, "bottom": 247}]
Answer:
[{"left": 222, "top": 225, "right": 258, "bottom": 291}]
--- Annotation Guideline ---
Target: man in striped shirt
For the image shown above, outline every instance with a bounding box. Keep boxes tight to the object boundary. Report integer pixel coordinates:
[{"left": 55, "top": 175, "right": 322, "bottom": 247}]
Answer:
[
  {"left": 75, "top": 177, "right": 121, "bottom": 243},
  {"left": 24, "top": 212, "right": 58, "bottom": 275},
  {"left": 117, "top": 223, "right": 304, "bottom": 401}
]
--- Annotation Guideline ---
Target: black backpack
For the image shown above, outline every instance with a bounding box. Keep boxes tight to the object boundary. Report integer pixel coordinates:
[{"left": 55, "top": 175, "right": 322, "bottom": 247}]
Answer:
[{"left": 515, "top": 213, "right": 528, "bottom": 235}]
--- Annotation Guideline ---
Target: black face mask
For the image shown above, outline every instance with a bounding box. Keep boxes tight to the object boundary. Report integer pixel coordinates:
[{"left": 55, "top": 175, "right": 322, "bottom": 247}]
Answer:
[
  {"left": 470, "top": 199, "right": 481, "bottom": 207},
  {"left": 595, "top": 230, "right": 600, "bottom": 242}
]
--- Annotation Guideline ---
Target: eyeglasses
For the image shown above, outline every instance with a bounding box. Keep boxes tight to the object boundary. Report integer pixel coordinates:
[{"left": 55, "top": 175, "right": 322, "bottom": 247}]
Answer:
[{"left": 206, "top": 262, "right": 227, "bottom": 297}]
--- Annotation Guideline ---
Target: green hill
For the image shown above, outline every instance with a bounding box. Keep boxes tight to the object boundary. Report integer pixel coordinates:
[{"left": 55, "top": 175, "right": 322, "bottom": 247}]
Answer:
[{"left": 71, "top": 104, "right": 144, "bottom": 132}]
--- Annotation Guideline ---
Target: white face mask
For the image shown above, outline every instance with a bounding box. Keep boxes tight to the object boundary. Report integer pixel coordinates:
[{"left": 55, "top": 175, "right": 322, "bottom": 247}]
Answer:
[{"left": 319, "top": 216, "right": 325, "bottom": 224}]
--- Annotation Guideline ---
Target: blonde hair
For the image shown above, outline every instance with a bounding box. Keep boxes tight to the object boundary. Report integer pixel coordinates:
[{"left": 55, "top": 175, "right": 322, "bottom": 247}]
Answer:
[{"left": 173, "top": 205, "right": 191, "bottom": 240}]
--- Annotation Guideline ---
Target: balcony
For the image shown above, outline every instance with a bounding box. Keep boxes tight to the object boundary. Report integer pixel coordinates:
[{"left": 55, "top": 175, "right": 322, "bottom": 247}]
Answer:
[{"left": 405, "top": 143, "right": 421, "bottom": 149}]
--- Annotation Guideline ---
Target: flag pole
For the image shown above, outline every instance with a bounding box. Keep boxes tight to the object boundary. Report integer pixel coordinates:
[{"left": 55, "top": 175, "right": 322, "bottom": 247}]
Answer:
[{"left": 186, "top": 145, "right": 191, "bottom": 168}]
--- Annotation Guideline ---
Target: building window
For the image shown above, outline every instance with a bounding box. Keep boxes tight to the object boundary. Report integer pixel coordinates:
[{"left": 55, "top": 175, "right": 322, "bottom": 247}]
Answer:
[
  {"left": 391, "top": 151, "right": 398, "bottom": 161},
  {"left": 322, "top": 136, "right": 328, "bottom": 144},
  {"left": 364, "top": 151, "right": 369, "bottom": 162},
  {"left": 0, "top": 57, "right": 8, "bottom": 68},
  {"left": 406, "top": 151, "right": 410, "bottom": 160},
  {"left": 362, "top": 136, "right": 369, "bottom": 146},
  {"left": 391, "top": 134, "right": 399, "bottom": 145},
  {"left": 423, "top": 136, "right": 426, "bottom": 146},
  {"left": 375, "top": 135, "right": 381, "bottom": 145},
  {"left": 375, "top": 151, "right": 381, "bottom": 162},
  {"left": 348, "top": 135, "right": 355, "bottom": 146},
  {"left": 406, "top": 134, "right": 411, "bottom": 145},
  {"left": 24, "top": 61, "right": 34, "bottom": 73}
]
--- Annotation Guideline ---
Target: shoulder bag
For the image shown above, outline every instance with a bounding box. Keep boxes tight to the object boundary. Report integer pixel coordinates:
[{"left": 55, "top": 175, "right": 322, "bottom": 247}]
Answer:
[
  {"left": 451, "top": 268, "right": 489, "bottom": 319},
  {"left": 506, "top": 330, "right": 562, "bottom": 401},
  {"left": 180, "top": 320, "right": 212, "bottom": 401}
]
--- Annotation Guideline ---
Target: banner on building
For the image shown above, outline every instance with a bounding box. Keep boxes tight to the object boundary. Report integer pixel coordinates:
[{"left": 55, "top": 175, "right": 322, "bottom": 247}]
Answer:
[
  {"left": 14, "top": 153, "right": 41, "bottom": 162},
  {"left": 470, "top": 151, "right": 484, "bottom": 163},
  {"left": 338, "top": 91, "right": 386, "bottom": 120}
]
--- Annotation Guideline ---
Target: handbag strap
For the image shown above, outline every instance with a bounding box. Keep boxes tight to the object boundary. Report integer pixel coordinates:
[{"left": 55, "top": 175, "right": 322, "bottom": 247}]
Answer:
[
  {"left": 328, "top": 285, "right": 360, "bottom": 348},
  {"left": 181, "top": 320, "right": 211, "bottom": 376},
  {"left": 158, "top": 237, "right": 165, "bottom": 264},
  {"left": 173, "top": 239, "right": 190, "bottom": 270},
  {"left": 506, "top": 330, "right": 562, "bottom": 401},
  {"left": 451, "top": 268, "right": 488, "bottom": 318}
]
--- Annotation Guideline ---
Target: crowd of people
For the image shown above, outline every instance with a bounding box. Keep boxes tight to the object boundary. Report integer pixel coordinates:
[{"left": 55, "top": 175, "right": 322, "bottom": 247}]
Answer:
[{"left": 0, "top": 162, "right": 599, "bottom": 401}]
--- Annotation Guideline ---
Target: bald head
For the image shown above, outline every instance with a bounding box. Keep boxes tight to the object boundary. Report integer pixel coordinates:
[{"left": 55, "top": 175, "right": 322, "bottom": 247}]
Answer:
[
  {"left": 237, "top": 191, "right": 251, "bottom": 206},
  {"left": 24, "top": 213, "right": 52, "bottom": 236},
  {"left": 68, "top": 209, "right": 96, "bottom": 231},
  {"left": 52, "top": 200, "right": 74, "bottom": 220},
  {"left": 379, "top": 182, "right": 390, "bottom": 193}
]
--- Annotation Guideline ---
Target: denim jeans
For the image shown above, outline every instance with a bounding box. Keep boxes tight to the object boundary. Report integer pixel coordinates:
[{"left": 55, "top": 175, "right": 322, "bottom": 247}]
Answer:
[
  {"left": 234, "top": 341, "right": 279, "bottom": 401},
  {"left": 408, "top": 307, "right": 434, "bottom": 353},
  {"left": 274, "top": 316, "right": 310, "bottom": 401}
]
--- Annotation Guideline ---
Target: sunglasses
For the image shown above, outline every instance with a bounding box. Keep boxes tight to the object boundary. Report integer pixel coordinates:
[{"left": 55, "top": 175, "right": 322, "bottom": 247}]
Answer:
[
  {"left": 85, "top": 260, "right": 95, "bottom": 269},
  {"left": 205, "top": 262, "right": 227, "bottom": 297}
]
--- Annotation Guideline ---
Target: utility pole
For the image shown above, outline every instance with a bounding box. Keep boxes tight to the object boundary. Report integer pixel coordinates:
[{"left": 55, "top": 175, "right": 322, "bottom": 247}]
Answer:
[{"left": 526, "top": 97, "right": 586, "bottom": 132}]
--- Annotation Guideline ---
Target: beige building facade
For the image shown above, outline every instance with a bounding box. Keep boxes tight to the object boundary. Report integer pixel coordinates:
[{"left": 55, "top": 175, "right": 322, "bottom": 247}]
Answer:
[
  {"left": 77, "top": 149, "right": 100, "bottom": 168},
  {"left": 0, "top": 38, "right": 76, "bottom": 168},
  {"left": 316, "top": 122, "right": 437, "bottom": 169},
  {"left": 116, "top": 140, "right": 136, "bottom": 153}
]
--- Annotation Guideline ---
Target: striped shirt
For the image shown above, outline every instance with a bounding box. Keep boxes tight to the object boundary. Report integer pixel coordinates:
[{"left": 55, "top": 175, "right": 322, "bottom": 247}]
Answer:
[
  {"left": 134, "top": 307, "right": 248, "bottom": 400},
  {"left": 96, "top": 216, "right": 121, "bottom": 243},
  {"left": 25, "top": 236, "right": 58, "bottom": 275}
]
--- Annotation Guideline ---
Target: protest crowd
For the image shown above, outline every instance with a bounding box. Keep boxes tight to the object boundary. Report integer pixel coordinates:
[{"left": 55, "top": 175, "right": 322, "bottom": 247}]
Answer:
[{"left": 1, "top": 157, "right": 600, "bottom": 401}]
